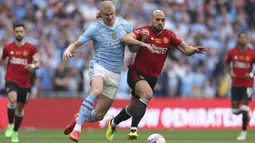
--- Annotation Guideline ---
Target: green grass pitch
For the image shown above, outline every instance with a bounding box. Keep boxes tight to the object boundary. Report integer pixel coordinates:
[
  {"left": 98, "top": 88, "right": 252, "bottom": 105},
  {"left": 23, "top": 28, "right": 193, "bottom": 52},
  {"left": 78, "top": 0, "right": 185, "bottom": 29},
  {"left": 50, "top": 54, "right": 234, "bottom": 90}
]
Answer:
[{"left": 1, "top": 130, "right": 255, "bottom": 143}]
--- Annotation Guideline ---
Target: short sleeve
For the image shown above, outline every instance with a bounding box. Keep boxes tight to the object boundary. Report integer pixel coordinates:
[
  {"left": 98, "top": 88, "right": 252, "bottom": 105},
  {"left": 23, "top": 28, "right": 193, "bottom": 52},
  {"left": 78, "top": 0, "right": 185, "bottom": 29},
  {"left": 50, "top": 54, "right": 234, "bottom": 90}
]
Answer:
[
  {"left": 78, "top": 23, "right": 97, "bottom": 44},
  {"left": 225, "top": 51, "right": 232, "bottom": 64},
  {"left": 133, "top": 28, "right": 143, "bottom": 40},
  {"left": 31, "top": 46, "right": 38, "bottom": 56},
  {"left": 169, "top": 31, "right": 182, "bottom": 46}
]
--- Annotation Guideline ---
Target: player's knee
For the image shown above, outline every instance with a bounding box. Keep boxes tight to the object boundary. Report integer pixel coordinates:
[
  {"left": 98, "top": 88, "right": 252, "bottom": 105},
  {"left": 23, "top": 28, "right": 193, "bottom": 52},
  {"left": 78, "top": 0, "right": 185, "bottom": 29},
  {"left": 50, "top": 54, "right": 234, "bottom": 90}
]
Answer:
[
  {"left": 91, "top": 89, "right": 103, "bottom": 97},
  {"left": 15, "top": 109, "right": 24, "bottom": 117},
  {"left": 16, "top": 103, "right": 24, "bottom": 112},
  {"left": 242, "top": 99, "right": 249, "bottom": 106},
  {"left": 8, "top": 92, "right": 17, "bottom": 103},
  {"left": 94, "top": 111, "right": 105, "bottom": 121},
  {"left": 138, "top": 90, "right": 153, "bottom": 101}
]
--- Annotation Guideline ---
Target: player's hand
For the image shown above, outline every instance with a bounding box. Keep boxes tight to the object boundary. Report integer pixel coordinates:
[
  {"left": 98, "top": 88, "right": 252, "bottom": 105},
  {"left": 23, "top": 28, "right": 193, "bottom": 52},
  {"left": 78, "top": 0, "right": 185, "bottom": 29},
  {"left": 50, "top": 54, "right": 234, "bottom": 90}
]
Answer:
[
  {"left": 63, "top": 49, "right": 74, "bottom": 60},
  {"left": 25, "top": 64, "right": 35, "bottom": 72},
  {"left": 193, "top": 46, "right": 207, "bottom": 54},
  {"left": 244, "top": 73, "right": 254, "bottom": 79},
  {"left": 140, "top": 29, "right": 150, "bottom": 40},
  {"left": 140, "top": 42, "right": 154, "bottom": 53}
]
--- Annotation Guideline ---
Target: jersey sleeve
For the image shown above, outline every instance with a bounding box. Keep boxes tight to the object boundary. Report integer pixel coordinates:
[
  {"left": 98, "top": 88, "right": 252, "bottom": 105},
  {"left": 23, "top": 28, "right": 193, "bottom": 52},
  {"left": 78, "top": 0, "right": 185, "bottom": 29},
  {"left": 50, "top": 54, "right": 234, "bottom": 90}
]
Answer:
[
  {"left": 133, "top": 28, "right": 143, "bottom": 40},
  {"left": 225, "top": 51, "right": 232, "bottom": 64},
  {"left": 78, "top": 23, "right": 97, "bottom": 44},
  {"left": 31, "top": 46, "right": 38, "bottom": 55},
  {"left": 169, "top": 31, "right": 183, "bottom": 46}
]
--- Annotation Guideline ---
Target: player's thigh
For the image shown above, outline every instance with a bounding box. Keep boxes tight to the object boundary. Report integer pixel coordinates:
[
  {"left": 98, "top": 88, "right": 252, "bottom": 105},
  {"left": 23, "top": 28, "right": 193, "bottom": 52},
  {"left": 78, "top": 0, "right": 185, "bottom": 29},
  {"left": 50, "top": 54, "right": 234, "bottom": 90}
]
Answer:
[
  {"left": 90, "top": 76, "right": 105, "bottom": 96},
  {"left": 17, "top": 87, "right": 31, "bottom": 104},
  {"left": 102, "top": 68, "right": 120, "bottom": 100},
  {"left": 94, "top": 93, "right": 114, "bottom": 120},
  {"left": 89, "top": 62, "right": 110, "bottom": 96},
  {"left": 5, "top": 82, "right": 18, "bottom": 103},
  {"left": 135, "top": 80, "right": 153, "bottom": 99},
  {"left": 127, "top": 68, "right": 152, "bottom": 98},
  {"left": 231, "top": 87, "right": 242, "bottom": 109}
]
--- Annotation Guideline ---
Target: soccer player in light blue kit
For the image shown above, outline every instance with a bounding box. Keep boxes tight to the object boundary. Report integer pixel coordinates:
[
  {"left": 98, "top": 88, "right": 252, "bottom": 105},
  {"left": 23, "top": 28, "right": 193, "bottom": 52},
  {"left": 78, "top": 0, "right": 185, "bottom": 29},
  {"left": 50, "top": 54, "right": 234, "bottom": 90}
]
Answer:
[{"left": 63, "top": 1, "right": 151, "bottom": 142}]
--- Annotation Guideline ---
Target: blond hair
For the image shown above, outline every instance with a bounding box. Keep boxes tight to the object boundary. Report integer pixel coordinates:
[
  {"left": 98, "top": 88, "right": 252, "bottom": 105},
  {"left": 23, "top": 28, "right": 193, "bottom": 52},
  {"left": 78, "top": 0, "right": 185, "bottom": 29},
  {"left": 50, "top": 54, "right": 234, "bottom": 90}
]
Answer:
[{"left": 96, "top": 1, "right": 115, "bottom": 19}]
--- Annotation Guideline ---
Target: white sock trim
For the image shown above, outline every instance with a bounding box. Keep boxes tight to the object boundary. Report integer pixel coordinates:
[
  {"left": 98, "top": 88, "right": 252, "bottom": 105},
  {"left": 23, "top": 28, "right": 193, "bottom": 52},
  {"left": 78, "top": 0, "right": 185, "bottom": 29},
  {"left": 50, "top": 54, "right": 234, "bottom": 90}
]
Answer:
[
  {"left": 139, "top": 98, "right": 149, "bottom": 105},
  {"left": 111, "top": 119, "right": 116, "bottom": 128},
  {"left": 232, "top": 108, "right": 239, "bottom": 114},
  {"left": 130, "top": 127, "right": 138, "bottom": 131},
  {"left": 241, "top": 105, "right": 249, "bottom": 111},
  {"left": 8, "top": 103, "right": 16, "bottom": 109},
  {"left": 73, "top": 124, "right": 82, "bottom": 132}
]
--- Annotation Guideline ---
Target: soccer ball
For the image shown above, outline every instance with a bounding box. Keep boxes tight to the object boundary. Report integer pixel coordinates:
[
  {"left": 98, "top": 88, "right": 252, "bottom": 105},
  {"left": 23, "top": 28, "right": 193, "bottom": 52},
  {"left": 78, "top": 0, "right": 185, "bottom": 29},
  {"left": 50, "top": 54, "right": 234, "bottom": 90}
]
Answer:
[{"left": 147, "top": 133, "right": 166, "bottom": 143}]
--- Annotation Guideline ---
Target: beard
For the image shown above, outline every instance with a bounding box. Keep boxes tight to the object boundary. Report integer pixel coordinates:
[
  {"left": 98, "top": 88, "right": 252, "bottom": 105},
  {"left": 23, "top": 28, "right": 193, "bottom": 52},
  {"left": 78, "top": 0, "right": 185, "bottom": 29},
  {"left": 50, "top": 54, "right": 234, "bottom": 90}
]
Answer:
[
  {"left": 15, "top": 36, "right": 23, "bottom": 42},
  {"left": 152, "top": 25, "right": 163, "bottom": 33}
]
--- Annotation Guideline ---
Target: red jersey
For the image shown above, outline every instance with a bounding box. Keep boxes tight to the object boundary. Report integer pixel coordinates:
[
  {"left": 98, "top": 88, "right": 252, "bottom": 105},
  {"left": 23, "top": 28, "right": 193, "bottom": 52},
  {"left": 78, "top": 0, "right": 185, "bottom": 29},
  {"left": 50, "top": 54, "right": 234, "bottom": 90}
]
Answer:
[
  {"left": 2, "top": 43, "right": 38, "bottom": 88},
  {"left": 132, "top": 26, "right": 182, "bottom": 78},
  {"left": 225, "top": 47, "right": 255, "bottom": 87}
]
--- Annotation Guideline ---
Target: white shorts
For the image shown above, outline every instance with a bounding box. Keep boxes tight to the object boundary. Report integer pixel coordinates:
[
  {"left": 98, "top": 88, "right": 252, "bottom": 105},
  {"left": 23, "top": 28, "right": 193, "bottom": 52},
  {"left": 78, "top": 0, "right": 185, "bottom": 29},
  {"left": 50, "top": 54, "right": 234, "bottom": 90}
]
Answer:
[{"left": 89, "top": 62, "right": 120, "bottom": 99}]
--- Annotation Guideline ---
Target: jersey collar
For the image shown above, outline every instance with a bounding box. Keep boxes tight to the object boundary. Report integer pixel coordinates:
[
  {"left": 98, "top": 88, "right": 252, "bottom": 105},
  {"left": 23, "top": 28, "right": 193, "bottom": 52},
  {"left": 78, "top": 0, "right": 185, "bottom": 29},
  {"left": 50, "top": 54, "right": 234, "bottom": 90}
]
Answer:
[{"left": 100, "top": 17, "right": 118, "bottom": 30}]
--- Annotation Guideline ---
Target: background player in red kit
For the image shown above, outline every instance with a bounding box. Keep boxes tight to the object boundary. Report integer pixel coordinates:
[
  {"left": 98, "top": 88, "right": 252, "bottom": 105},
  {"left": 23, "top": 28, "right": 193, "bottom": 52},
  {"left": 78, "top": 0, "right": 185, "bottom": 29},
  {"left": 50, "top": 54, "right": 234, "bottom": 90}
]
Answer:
[
  {"left": 106, "top": 10, "right": 206, "bottom": 141},
  {"left": 225, "top": 32, "right": 254, "bottom": 140},
  {"left": 0, "top": 24, "right": 40, "bottom": 143}
]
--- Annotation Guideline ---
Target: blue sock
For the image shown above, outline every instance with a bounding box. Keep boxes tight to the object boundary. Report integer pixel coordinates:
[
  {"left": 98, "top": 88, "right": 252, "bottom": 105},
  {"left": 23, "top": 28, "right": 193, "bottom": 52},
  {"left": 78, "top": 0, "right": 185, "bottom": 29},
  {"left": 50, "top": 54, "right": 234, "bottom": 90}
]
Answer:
[
  {"left": 87, "top": 110, "right": 95, "bottom": 122},
  {"left": 76, "top": 94, "right": 98, "bottom": 125}
]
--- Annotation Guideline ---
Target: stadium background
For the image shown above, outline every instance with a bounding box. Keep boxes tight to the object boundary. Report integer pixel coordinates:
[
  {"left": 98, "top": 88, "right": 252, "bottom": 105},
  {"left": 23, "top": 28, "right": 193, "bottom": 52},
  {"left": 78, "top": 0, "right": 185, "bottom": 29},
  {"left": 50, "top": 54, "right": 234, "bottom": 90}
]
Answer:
[{"left": 0, "top": 0, "right": 255, "bottom": 143}]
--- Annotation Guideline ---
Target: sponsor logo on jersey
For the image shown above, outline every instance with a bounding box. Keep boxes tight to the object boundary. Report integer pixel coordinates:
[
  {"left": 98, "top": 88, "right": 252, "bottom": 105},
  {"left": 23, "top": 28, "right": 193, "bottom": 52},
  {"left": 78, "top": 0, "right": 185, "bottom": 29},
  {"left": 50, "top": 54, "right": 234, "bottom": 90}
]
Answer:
[
  {"left": 151, "top": 44, "right": 168, "bottom": 54},
  {"left": 10, "top": 57, "right": 28, "bottom": 65},
  {"left": 233, "top": 61, "right": 250, "bottom": 69}
]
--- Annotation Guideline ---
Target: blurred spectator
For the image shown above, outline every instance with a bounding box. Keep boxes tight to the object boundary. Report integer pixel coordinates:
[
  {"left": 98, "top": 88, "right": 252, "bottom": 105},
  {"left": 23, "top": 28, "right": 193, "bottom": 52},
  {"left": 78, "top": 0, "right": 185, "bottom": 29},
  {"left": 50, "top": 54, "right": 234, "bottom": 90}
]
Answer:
[
  {"left": 0, "top": 0, "right": 254, "bottom": 99},
  {"left": 53, "top": 61, "right": 69, "bottom": 96}
]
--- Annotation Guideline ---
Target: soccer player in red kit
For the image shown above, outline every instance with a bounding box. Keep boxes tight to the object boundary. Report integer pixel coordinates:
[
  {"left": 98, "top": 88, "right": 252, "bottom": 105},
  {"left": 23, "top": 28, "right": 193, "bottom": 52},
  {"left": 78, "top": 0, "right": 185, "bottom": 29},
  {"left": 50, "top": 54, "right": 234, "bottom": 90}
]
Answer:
[
  {"left": 1, "top": 24, "right": 40, "bottom": 143},
  {"left": 105, "top": 10, "right": 206, "bottom": 141},
  {"left": 225, "top": 32, "right": 254, "bottom": 140}
]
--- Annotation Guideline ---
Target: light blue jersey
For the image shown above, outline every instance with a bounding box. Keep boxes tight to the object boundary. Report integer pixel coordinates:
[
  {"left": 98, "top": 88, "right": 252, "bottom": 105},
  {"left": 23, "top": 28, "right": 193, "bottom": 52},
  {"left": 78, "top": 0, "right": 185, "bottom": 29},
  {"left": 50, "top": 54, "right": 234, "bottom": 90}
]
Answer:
[{"left": 78, "top": 17, "right": 133, "bottom": 73}]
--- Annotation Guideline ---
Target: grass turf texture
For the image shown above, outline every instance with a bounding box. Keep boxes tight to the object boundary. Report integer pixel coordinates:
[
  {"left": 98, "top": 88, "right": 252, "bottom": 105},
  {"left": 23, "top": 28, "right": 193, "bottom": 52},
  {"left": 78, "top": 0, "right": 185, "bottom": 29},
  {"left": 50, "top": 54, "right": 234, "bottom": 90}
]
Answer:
[{"left": 0, "top": 130, "right": 255, "bottom": 143}]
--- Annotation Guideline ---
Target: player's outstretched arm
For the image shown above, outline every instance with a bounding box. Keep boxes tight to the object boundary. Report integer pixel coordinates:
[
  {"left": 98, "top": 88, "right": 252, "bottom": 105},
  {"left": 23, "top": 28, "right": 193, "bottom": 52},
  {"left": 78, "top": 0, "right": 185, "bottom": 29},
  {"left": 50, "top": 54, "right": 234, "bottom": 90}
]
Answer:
[
  {"left": 63, "top": 40, "right": 82, "bottom": 60},
  {"left": 122, "top": 32, "right": 144, "bottom": 52},
  {"left": 176, "top": 41, "right": 207, "bottom": 56},
  {"left": 122, "top": 32, "right": 153, "bottom": 53}
]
